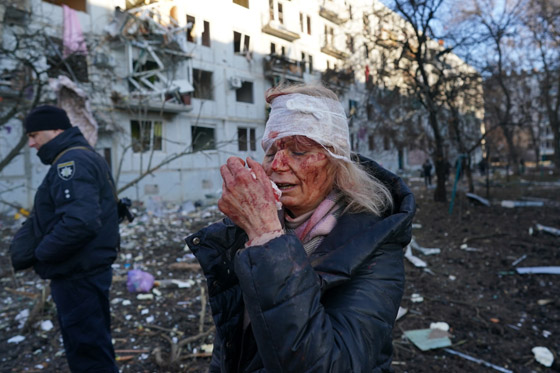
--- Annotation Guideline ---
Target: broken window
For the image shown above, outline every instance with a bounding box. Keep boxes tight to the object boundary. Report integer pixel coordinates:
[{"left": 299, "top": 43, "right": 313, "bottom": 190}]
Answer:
[
  {"left": 192, "top": 126, "right": 216, "bottom": 151},
  {"left": 238, "top": 127, "right": 256, "bottom": 151},
  {"left": 278, "top": 2, "right": 284, "bottom": 24},
  {"left": 236, "top": 81, "right": 254, "bottom": 103},
  {"left": 192, "top": 69, "right": 213, "bottom": 100},
  {"left": 233, "top": 0, "right": 249, "bottom": 8},
  {"left": 45, "top": 37, "right": 88, "bottom": 82},
  {"left": 187, "top": 16, "right": 210, "bottom": 47},
  {"left": 233, "top": 31, "right": 250, "bottom": 54},
  {"left": 186, "top": 15, "right": 196, "bottom": 43},
  {"left": 131, "top": 120, "right": 163, "bottom": 153},
  {"left": 129, "top": 59, "right": 161, "bottom": 93},
  {"left": 202, "top": 21, "right": 211, "bottom": 47},
  {"left": 270, "top": 43, "right": 276, "bottom": 54},
  {"left": 269, "top": 0, "right": 274, "bottom": 20},
  {"left": 324, "top": 25, "right": 334, "bottom": 46},
  {"left": 43, "top": 0, "right": 86, "bottom": 13},
  {"left": 300, "top": 13, "right": 312, "bottom": 34}
]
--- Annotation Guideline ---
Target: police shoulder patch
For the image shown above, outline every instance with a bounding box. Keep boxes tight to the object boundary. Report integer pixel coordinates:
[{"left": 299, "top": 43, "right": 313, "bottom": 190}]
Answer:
[{"left": 57, "top": 161, "right": 75, "bottom": 180}]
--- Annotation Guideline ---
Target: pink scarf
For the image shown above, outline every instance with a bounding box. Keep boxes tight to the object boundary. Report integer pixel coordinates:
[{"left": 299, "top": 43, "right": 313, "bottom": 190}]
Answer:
[{"left": 285, "top": 191, "right": 344, "bottom": 254}]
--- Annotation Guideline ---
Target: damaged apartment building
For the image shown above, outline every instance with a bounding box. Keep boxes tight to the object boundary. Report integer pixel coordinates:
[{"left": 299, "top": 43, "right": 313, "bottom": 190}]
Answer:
[{"left": 0, "top": 0, "right": 467, "bottom": 209}]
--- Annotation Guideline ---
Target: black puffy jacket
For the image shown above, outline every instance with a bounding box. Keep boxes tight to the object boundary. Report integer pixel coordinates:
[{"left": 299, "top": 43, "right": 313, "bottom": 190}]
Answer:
[
  {"left": 27, "top": 127, "right": 119, "bottom": 279},
  {"left": 186, "top": 157, "right": 415, "bottom": 372}
]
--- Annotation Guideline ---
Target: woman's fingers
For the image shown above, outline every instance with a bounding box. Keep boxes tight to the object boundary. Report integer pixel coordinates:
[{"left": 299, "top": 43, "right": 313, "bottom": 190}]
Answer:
[
  {"left": 246, "top": 157, "right": 268, "bottom": 181},
  {"left": 218, "top": 157, "right": 280, "bottom": 235}
]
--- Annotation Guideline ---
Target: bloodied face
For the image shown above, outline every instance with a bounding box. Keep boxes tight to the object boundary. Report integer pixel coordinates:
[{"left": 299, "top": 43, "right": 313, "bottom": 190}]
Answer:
[{"left": 262, "top": 136, "right": 335, "bottom": 217}]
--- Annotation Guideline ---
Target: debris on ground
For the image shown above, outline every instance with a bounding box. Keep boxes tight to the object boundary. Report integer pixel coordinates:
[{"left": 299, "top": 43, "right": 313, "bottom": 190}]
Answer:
[
  {"left": 410, "top": 238, "right": 441, "bottom": 255},
  {"left": 532, "top": 346, "right": 554, "bottom": 367},
  {"left": 529, "top": 223, "right": 560, "bottom": 237},
  {"left": 403, "top": 322, "right": 452, "bottom": 351},
  {"left": 466, "top": 193, "right": 491, "bottom": 207},
  {"left": 500, "top": 200, "right": 544, "bottom": 208},
  {"left": 1, "top": 175, "right": 559, "bottom": 372},
  {"left": 404, "top": 245, "right": 427, "bottom": 268},
  {"left": 443, "top": 348, "right": 513, "bottom": 373},
  {"left": 515, "top": 266, "right": 560, "bottom": 275}
]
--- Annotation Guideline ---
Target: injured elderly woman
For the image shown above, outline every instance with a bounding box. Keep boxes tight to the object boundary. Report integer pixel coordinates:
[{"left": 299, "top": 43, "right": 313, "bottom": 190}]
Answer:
[{"left": 186, "top": 83, "right": 416, "bottom": 372}]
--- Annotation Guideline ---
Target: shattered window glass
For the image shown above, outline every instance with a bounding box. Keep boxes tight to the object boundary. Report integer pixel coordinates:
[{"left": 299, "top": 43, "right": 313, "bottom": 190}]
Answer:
[
  {"left": 238, "top": 128, "right": 248, "bottom": 151},
  {"left": 237, "top": 127, "right": 256, "bottom": 151},
  {"left": 235, "top": 81, "right": 254, "bottom": 103},
  {"left": 192, "top": 69, "right": 213, "bottom": 100},
  {"left": 192, "top": 126, "right": 215, "bottom": 152},
  {"left": 131, "top": 120, "right": 163, "bottom": 153},
  {"left": 186, "top": 15, "right": 196, "bottom": 43}
]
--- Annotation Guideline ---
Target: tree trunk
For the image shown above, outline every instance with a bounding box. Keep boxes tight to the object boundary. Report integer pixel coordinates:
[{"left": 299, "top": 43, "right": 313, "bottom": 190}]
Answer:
[
  {"left": 501, "top": 124, "right": 519, "bottom": 175},
  {"left": 430, "top": 111, "right": 447, "bottom": 202}
]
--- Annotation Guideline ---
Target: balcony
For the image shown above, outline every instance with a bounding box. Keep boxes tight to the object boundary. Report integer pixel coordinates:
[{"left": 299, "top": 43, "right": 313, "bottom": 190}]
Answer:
[
  {"left": 319, "top": 3, "right": 349, "bottom": 25},
  {"left": 321, "top": 67, "right": 355, "bottom": 93},
  {"left": 112, "top": 94, "right": 193, "bottom": 114},
  {"left": 320, "top": 43, "right": 349, "bottom": 60},
  {"left": 262, "top": 20, "right": 301, "bottom": 42},
  {"left": 263, "top": 54, "right": 305, "bottom": 83},
  {"left": 114, "top": 78, "right": 194, "bottom": 114}
]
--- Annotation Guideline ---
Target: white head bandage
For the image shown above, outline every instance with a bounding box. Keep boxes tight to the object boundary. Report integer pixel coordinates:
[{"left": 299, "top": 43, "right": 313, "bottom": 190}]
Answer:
[{"left": 262, "top": 93, "right": 351, "bottom": 160}]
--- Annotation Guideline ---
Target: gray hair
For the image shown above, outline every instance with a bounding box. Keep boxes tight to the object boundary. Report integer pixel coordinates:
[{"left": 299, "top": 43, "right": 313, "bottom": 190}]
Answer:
[{"left": 265, "top": 83, "right": 393, "bottom": 216}]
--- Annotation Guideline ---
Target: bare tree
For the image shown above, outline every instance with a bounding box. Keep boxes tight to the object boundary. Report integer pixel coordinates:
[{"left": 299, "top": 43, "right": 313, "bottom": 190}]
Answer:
[
  {"left": 0, "top": 25, "right": 51, "bottom": 172},
  {"left": 457, "top": 0, "right": 529, "bottom": 175},
  {"left": 368, "top": 0, "right": 484, "bottom": 202},
  {"left": 522, "top": 0, "right": 560, "bottom": 172}
]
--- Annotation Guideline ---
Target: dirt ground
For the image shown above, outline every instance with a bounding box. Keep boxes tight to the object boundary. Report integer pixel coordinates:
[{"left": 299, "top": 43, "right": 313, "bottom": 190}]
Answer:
[{"left": 0, "top": 169, "right": 559, "bottom": 372}]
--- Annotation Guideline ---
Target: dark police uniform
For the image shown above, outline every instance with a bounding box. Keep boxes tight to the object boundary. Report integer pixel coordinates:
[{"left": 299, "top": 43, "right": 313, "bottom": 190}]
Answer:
[{"left": 29, "top": 126, "right": 119, "bottom": 372}]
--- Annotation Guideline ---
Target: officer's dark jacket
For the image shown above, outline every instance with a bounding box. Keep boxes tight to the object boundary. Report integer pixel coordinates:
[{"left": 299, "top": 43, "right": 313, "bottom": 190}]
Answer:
[
  {"left": 186, "top": 156, "right": 415, "bottom": 372},
  {"left": 30, "top": 127, "right": 119, "bottom": 279}
]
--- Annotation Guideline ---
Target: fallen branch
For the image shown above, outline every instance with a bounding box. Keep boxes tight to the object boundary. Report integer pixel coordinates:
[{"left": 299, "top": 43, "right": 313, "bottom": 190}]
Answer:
[
  {"left": 169, "top": 263, "right": 201, "bottom": 271},
  {"left": 116, "top": 356, "right": 135, "bottom": 362},
  {"left": 115, "top": 349, "right": 150, "bottom": 354},
  {"left": 462, "top": 233, "right": 507, "bottom": 244},
  {"left": 153, "top": 326, "right": 215, "bottom": 368},
  {"left": 198, "top": 285, "right": 206, "bottom": 333},
  {"left": 5, "top": 287, "right": 39, "bottom": 299},
  {"left": 182, "top": 352, "right": 212, "bottom": 359},
  {"left": 23, "top": 286, "right": 50, "bottom": 333},
  {"left": 145, "top": 324, "right": 184, "bottom": 336}
]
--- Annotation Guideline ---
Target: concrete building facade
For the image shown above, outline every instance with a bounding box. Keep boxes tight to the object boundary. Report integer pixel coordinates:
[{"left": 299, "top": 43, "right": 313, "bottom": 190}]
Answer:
[{"left": 0, "top": 0, "right": 476, "bottom": 210}]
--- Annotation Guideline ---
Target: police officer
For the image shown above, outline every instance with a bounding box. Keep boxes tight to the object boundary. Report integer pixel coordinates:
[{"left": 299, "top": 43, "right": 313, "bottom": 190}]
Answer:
[{"left": 11, "top": 105, "right": 119, "bottom": 372}]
